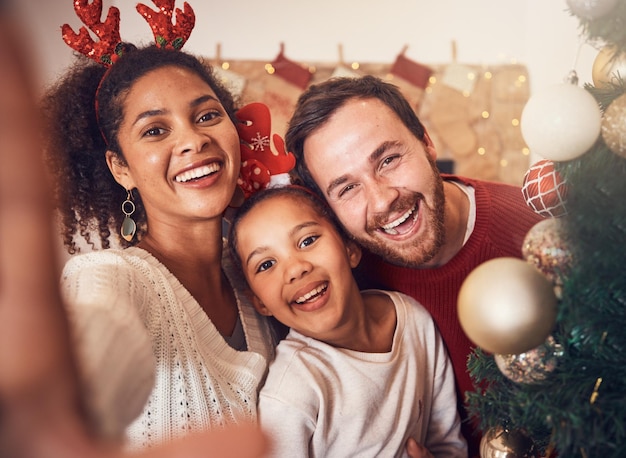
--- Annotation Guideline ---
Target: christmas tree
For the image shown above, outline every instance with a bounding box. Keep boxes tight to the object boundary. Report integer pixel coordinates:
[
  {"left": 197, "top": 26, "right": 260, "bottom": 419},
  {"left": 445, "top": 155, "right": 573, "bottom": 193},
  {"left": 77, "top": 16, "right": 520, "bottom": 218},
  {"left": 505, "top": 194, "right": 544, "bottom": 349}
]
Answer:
[{"left": 462, "top": 1, "right": 626, "bottom": 456}]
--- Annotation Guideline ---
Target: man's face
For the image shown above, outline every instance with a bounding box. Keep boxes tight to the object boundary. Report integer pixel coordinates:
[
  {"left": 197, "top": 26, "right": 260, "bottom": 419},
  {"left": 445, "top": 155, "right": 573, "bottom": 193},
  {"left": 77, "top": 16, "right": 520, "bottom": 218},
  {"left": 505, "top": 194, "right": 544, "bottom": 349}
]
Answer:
[{"left": 303, "top": 97, "right": 445, "bottom": 268}]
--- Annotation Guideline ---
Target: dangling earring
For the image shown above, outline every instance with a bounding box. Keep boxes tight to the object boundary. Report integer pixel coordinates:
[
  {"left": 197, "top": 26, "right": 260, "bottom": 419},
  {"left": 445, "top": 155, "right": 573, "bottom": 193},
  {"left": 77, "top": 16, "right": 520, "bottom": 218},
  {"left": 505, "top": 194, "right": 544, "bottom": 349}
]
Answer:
[{"left": 120, "top": 189, "right": 136, "bottom": 242}]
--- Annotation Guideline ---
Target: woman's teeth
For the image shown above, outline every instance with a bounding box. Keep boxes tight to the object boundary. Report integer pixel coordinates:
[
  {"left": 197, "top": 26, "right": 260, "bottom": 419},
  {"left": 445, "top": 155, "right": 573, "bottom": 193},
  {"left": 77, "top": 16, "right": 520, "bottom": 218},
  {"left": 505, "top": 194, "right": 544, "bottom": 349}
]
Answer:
[
  {"left": 295, "top": 284, "right": 327, "bottom": 304},
  {"left": 175, "top": 163, "right": 220, "bottom": 183}
]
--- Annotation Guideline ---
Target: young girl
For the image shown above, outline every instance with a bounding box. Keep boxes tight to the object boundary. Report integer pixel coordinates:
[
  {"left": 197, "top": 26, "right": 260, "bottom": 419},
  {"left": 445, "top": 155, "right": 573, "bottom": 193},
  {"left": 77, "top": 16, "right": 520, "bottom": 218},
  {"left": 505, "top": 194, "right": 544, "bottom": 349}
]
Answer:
[
  {"left": 228, "top": 186, "right": 467, "bottom": 457},
  {"left": 41, "top": 11, "right": 277, "bottom": 450}
]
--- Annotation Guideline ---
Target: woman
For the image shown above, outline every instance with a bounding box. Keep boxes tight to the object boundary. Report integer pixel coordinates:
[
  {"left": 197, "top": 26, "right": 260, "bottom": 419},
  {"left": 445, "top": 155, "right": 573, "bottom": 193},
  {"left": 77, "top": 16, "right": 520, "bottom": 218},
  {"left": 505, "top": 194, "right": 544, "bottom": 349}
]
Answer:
[{"left": 41, "top": 43, "right": 277, "bottom": 450}]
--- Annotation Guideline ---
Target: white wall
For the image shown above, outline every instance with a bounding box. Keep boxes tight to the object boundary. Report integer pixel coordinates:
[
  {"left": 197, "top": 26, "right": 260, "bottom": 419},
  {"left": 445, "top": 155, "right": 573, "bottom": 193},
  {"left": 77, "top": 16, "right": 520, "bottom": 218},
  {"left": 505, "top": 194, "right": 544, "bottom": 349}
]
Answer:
[{"left": 17, "top": 0, "right": 598, "bottom": 96}]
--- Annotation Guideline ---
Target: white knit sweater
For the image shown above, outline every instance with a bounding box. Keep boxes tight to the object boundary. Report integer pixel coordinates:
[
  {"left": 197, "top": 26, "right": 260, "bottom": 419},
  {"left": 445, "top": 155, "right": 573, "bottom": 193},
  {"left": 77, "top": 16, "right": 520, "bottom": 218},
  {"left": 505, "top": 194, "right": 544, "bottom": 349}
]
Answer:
[{"left": 60, "top": 244, "right": 276, "bottom": 450}]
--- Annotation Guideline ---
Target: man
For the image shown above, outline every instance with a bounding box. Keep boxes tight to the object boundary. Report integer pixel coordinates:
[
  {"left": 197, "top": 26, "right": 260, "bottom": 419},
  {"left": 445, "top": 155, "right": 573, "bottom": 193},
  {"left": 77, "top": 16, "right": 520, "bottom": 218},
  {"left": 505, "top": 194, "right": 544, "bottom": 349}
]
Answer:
[{"left": 284, "top": 75, "right": 543, "bottom": 456}]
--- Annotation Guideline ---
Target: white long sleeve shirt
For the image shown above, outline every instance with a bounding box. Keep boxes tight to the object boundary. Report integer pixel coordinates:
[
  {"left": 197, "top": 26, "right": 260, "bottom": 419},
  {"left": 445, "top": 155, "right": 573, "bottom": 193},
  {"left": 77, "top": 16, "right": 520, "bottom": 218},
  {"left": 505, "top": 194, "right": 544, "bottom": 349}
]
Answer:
[
  {"left": 61, "top": 244, "right": 275, "bottom": 450},
  {"left": 258, "top": 290, "right": 467, "bottom": 458}
]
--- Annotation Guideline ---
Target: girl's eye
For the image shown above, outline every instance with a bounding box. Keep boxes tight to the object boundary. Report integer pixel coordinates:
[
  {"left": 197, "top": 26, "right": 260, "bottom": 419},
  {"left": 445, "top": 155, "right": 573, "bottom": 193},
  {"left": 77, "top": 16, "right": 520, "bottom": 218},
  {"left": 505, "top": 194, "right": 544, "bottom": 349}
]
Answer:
[
  {"left": 300, "top": 235, "right": 319, "bottom": 248},
  {"left": 256, "top": 259, "right": 275, "bottom": 273}
]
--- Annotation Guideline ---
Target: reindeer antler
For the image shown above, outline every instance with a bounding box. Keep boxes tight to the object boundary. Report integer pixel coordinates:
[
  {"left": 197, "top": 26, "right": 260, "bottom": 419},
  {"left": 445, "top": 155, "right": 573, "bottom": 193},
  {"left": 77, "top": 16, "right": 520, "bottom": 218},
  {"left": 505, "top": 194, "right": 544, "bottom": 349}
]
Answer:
[
  {"left": 61, "top": 0, "right": 122, "bottom": 66},
  {"left": 136, "top": 0, "right": 196, "bottom": 50}
]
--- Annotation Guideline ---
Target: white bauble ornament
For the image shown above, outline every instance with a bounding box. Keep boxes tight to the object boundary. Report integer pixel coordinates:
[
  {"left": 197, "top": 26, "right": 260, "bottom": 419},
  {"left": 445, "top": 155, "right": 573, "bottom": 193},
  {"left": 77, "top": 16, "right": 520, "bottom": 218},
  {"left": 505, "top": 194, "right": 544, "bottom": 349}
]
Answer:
[
  {"left": 457, "top": 257, "right": 558, "bottom": 355},
  {"left": 566, "top": 0, "right": 619, "bottom": 19},
  {"left": 521, "top": 83, "right": 601, "bottom": 161}
]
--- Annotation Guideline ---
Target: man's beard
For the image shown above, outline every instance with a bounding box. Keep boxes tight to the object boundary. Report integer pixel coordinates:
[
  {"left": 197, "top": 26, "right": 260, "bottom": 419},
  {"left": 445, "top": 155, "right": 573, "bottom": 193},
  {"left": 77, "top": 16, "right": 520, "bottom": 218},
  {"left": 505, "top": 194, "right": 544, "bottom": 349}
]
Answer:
[{"left": 356, "top": 160, "right": 446, "bottom": 268}]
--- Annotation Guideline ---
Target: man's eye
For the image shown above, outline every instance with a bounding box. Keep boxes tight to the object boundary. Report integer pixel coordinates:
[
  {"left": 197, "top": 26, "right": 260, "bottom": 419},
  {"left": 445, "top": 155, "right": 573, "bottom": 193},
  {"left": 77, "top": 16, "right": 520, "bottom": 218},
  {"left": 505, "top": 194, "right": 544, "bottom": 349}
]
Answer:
[
  {"left": 256, "top": 260, "right": 275, "bottom": 273},
  {"left": 338, "top": 183, "right": 357, "bottom": 198},
  {"left": 300, "top": 235, "right": 319, "bottom": 248},
  {"left": 381, "top": 155, "right": 398, "bottom": 167}
]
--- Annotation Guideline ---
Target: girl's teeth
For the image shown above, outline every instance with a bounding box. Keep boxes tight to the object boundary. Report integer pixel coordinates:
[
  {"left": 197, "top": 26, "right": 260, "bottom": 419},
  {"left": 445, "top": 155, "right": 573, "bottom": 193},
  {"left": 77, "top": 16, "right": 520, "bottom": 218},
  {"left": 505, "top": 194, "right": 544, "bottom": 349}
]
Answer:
[{"left": 295, "top": 284, "right": 327, "bottom": 304}]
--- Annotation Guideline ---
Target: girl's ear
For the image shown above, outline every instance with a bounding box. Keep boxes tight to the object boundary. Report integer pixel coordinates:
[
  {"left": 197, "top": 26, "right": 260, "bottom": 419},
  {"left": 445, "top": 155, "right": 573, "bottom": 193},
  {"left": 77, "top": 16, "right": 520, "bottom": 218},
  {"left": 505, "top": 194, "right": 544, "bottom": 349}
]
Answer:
[
  {"left": 346, "top": 240, "right": 362, "bottom": 269},
  {"left": 252, "top": 296, "right": 273, "bottom": 316},
  {"left": 105, "top": 150, "right": 135, "bottom": 189}
]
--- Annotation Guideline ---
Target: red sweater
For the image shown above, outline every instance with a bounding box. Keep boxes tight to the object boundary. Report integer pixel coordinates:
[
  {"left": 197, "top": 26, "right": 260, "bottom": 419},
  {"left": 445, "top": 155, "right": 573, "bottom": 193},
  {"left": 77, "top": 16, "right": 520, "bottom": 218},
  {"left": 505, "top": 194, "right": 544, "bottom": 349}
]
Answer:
[{"left": 357, "top": 176, "right": 543, "bottom": 456}]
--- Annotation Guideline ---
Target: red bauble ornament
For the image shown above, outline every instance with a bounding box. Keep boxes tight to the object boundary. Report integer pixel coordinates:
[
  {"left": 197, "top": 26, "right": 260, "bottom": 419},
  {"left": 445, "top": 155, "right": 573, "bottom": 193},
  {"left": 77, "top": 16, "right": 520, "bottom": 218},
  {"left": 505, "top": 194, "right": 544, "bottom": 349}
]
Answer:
[{"left": 521, "top": 160, "right": 568, "bottom": 217}]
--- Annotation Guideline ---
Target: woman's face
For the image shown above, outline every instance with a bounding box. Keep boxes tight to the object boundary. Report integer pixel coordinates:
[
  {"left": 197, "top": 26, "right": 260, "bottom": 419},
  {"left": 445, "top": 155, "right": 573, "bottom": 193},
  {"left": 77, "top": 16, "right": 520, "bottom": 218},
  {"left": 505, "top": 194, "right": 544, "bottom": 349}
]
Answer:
[{"left": 111, "top": 65, "right": 241, "bottom": 227}]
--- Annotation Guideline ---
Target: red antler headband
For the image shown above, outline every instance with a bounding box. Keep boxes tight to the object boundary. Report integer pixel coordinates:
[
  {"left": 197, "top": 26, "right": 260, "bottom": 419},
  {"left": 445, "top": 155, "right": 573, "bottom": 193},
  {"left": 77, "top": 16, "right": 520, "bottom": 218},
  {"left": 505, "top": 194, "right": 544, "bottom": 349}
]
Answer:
[{"left": 61, "top": 0, "right": 196, "bottom": 67}]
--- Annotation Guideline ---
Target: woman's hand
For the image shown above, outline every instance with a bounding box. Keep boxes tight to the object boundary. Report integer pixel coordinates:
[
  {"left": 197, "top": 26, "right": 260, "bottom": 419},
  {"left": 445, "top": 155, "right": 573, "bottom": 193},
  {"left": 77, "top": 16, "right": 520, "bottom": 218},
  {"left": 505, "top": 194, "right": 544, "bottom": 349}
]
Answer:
[{"left": 0, "top": 8, "right": 269, "bottom": 458}]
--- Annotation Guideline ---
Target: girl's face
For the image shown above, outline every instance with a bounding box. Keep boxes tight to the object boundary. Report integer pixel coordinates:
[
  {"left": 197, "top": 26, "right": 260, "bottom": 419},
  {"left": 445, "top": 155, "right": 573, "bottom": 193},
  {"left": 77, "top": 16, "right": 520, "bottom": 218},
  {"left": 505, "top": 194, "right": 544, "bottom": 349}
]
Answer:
[
  {"left": 109, "top": 66, "right": 240, "bottom": 227},
  {"left": 235, "top": 194, "right": 362, "bottom": 342}
]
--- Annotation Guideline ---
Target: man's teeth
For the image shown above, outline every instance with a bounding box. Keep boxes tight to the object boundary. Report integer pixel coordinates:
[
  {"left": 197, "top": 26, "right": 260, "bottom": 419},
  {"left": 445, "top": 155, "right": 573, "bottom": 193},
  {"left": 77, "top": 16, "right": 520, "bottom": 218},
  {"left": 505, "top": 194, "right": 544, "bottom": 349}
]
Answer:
[
  {"left": 175, "top": 163, "right": 220, "bottom": 183},
  {"left": 381, "top": 206, "right": 416, "bottom": 235},
  {"left": 295, "top": 284, "right": 327, "bottom": 304}
]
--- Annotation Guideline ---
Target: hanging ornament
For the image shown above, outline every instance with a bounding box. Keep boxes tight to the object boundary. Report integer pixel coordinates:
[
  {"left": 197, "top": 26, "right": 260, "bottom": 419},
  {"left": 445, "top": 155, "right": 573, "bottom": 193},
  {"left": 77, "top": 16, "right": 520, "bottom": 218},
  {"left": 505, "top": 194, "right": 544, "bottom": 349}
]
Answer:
[
  {"left": 601, "top": 92, "right": 626, "bottom": 158},
  {"left": 566, "top": 0, "right": 619, "bottom": 20},
  {"left": 520, "top": 75, "right": 602, "bottom": 161},
  {"left": 592, "top": 46, "right": 626, "bottom": 89},
  {"left": 522, "top": 217, "right": 574, "bottom": 286},
  {"left": 494, "top": 335, "right": 563, "bottom": 384},
  {"left": 480, "top": 426, "right": 538, "bottom": 458},
  {"left": 521, "top": 159, "right": 568, "bottom": 218},
  {"left": 458, "top": 257, "right": 558, "bottom": 355}
]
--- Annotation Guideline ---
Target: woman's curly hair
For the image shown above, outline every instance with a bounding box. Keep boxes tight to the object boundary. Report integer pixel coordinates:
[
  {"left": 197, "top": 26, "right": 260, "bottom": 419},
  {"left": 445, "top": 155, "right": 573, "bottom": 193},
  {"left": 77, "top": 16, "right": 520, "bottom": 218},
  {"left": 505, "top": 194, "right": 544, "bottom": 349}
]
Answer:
[{"left": 41, "top": 44, "right": 240, "bottom": 254}]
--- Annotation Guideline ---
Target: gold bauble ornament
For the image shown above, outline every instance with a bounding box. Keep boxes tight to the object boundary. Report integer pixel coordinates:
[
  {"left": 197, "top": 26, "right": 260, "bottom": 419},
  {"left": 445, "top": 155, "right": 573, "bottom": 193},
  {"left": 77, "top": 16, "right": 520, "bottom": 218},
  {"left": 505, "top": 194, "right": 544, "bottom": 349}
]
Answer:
[
  {"left": 592, "top": 46, "right": 626, "bottom": 89},
  {"left": 457, "top": 257, "right": 558, "bottom": 355},
  {"left": 480, "top": 427, "right": 538, "bottom": 458},
  {"left": 601, "top": 93, "right": 626, "bottom": 158}
]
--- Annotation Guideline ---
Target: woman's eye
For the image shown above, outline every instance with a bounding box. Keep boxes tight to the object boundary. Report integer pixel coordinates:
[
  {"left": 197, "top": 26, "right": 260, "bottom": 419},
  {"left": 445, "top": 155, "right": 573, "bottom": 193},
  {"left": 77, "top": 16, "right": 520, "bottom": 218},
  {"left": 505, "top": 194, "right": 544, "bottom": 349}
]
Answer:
[
  {"left": 256, "top": 260, "right": 275, "bottom": 273},
  {"left": 143, "top": 126, "right": 164, "bottom": 137},
  {"left": 300, "top": 235, "right": 319, "bottom": 248},
  {"left": 198, "top": 111, "right": 221, "bottom": 123}
]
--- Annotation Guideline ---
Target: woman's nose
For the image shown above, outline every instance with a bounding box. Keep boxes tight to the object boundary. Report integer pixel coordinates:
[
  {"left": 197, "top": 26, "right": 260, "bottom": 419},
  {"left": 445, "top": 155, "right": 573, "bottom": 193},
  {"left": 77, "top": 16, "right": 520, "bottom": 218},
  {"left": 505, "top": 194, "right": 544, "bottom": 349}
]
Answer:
[{"left": 175, "top": 124, "right": 210, "bottom": 155}]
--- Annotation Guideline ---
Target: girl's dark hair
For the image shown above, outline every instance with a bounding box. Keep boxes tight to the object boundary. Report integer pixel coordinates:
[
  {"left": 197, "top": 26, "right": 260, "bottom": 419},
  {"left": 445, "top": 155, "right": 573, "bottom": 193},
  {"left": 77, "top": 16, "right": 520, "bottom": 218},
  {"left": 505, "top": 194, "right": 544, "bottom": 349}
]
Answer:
[
  {"left": 228, "top": 185, "right": 349, "bottom": 276},
  {"left": 41, "top": 44, "right": 240, "bottom": 254},
  {"left": 284, "top": 75, "right": 427, "bottom": 198}
]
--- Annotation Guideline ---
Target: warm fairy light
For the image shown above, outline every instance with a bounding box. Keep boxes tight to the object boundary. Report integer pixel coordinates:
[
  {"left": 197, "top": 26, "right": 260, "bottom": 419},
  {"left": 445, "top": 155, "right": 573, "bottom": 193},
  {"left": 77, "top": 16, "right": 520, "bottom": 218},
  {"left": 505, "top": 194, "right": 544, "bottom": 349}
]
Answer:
[
  {"left": 500, "top": 159, "right": 509, "bottom": 167},
  {"left": 221, "top": 62, "right": 230, "bottom": 70},
  {"left": 518, "top": 75, "right": 526, "bottom": 83},
  {"left": 429, "top": 76, "right": 437, "bottom": 84},
  {"left": 482, "top": 111, "right": 490, "bottom": 119},
  {"left": 265, "top": 63, "right": 275, "bottom": 74},
  {"left": 484, "top": 71, "right": 493, "bottom": 79},
  {"left": 522, "top": 147, "right": 530, "bottom": 156},
  {"left": 467, "top": 72, "right": 476, "bottom": 80},
  {"left": 351, "top": 62, "right": 360, "bottom": 70},
  {"left": 478, "top": 147, "right": 486, "bottom": 155},
  {"left": 512, "top": 118, "right": 520, "bottom": 127}
]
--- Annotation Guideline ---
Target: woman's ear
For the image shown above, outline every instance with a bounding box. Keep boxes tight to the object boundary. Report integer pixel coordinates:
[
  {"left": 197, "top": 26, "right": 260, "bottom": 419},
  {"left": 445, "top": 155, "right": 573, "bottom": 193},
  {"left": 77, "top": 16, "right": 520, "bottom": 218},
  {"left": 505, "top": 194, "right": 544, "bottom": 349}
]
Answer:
[
  {"left": 346, "top": 240, "right": 362, "bottom": 269},
  {"left": 252, "top": 296, "right": 273, "bottom": 317},
  {"left": 105, "top": 150, "right": 135, "bottom": 189}
]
